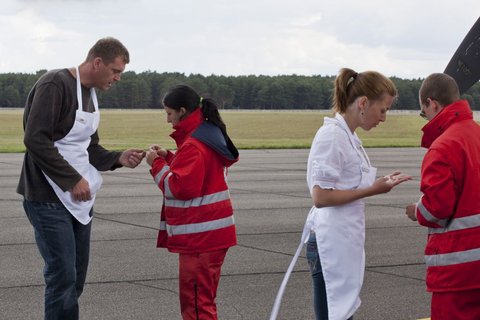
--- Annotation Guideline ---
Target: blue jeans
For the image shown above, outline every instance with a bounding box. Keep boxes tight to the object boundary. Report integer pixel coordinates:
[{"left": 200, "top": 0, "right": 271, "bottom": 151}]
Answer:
[
  {"left": 23, "top": 200, "right": 92, "bottom": 320},
  {"left": 307, "top": 233, "right": 353, "bottom": 320}
]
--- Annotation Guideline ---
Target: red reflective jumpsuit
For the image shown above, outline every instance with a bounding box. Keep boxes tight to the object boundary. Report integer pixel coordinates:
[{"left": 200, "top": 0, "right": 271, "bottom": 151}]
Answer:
[
  {"left": 415, "top": 100, "right": 480, "bottom": 319},
  {"left": 150, "top": 108, "right": 238, "bottom": 319}
]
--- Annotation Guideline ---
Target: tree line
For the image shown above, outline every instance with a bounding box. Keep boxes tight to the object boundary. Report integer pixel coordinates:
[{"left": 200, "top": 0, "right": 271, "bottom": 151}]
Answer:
[{"left": 1, "top": 70, "right": 479, "bottom": 110}]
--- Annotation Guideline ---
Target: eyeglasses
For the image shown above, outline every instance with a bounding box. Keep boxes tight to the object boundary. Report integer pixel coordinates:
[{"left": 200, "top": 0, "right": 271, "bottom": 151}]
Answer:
[{"left": 419, "top": 97, "right": 436, "bottom": 120}]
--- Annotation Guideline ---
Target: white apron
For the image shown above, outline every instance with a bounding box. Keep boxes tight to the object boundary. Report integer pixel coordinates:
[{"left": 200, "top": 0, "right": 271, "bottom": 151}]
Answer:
[
  {"left": 311, "top": 143, "right": 376, "bottom": 320},
  {"left": 42, "top": 66, "right": 102, "bottom": 225},
  {"left": 270, "top": 120, "right": 377, "bottom": 320}
]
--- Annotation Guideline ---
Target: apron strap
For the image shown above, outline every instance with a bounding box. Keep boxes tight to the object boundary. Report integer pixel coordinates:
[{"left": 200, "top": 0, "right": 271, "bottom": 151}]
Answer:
[
  {"left": 270, "top": 207, "right": 314, "bottom": 320},
  {"left": 75, "top": 66, "right": 99, "bottom": 112}
]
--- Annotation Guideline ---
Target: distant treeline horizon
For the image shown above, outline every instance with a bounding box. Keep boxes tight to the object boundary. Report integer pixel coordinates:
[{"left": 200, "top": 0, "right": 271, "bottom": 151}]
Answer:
[{"left": 1, "top": 70, "right": 479, "bottom": 110}]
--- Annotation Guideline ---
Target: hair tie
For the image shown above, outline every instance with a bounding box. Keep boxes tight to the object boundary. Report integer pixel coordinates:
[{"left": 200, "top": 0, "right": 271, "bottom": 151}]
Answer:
[{"left": 347, "top": 72, "right": 358, "bottom": 87}]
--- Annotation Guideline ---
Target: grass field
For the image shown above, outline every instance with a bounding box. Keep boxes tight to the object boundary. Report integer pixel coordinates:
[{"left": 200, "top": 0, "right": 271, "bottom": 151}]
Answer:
[{"left": 0, "top": 109, "right": 426, "bottom": 153}]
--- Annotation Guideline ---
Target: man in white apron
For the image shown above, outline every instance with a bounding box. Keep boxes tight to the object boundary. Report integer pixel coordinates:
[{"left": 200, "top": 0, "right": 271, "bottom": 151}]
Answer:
[{"left": 17, "top": 37, "right": 145, "bottom": 320}]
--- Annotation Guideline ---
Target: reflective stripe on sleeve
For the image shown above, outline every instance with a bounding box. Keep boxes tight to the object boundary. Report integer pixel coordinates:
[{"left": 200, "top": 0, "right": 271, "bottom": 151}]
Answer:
[
  {"left": 159, "top": 220, "right": 166, "bottom": 230},
  {"left": 163, "top": 172, "right": 174, "bottom": 198},
  {"left": 165, "top": 190, "right": 230, "bottom": 208},
  {"left": 425, "top": 248, "right": 480, "bottom": 267},
  {"left": 417, "top": 199, "right": 448, "bottom": 227},
  {"left": 166, "top": 215, "right": 234, "bottom": 236},
  {"left": 154, "top": 166, "right": 170, "bottom": 186},
  {"left": 429, "top": 213, "right": 480, "bottom": 234}
]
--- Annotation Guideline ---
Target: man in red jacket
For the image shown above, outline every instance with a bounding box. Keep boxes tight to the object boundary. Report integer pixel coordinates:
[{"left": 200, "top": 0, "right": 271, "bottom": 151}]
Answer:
[{"left": 406, "top": 73, "right": 480, "bottom": 319}]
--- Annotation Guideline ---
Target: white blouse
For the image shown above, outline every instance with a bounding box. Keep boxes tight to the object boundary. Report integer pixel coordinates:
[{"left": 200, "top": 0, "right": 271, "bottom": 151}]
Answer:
[{"left": 306, "top": 113, "right": 370, "bottom": 194}]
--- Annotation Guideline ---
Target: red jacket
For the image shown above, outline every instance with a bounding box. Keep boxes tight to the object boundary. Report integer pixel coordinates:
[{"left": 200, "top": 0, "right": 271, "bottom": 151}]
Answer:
[
  {"left": 416, "top": 100, "right": 480, "bottom": 292},
  {"left": 150, "top": 108, "right": 239, "bottom": 253}
]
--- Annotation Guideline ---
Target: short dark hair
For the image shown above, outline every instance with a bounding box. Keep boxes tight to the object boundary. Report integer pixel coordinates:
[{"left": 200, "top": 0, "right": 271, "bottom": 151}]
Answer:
[
  {"left": 85, "top": 37, "right": 129, "bottom": 65},
  {"left": 419, "top": 73, "right": 460, "bottom": 107}
]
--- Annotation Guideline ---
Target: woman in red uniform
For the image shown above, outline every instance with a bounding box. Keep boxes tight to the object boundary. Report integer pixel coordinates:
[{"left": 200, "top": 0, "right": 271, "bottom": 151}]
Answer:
[{"left": 146, "top": 84, "right": 239, "bottom": 319}]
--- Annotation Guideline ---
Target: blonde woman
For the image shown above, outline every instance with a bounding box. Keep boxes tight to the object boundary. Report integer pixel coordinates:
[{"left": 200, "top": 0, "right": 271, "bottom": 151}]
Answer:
[{"left": 305, "top": 68, "right": 411, "bottom": 320}]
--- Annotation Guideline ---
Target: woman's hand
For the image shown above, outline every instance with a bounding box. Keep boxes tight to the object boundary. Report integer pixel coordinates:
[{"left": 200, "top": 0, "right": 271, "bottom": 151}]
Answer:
[
  {"left": 311, "top": 171, "right": 412, "bottom": 208},
  {"left": 146, "top": 144, "right": 168, "bottom": 166},
  {"left": 371, "top": 171, "right": 412, "bottom": 194}
]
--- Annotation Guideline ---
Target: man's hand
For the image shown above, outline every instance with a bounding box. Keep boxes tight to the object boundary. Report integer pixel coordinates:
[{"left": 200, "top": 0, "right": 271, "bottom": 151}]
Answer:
[
  {"left": 119, "top": 149, "right": 146, "bottom": 168},
  {"left": 405, "top": 203, "right": 418, "bottom": 221},
  {"left": 71, "top": 178, "right": 91, "bottom": 202}
]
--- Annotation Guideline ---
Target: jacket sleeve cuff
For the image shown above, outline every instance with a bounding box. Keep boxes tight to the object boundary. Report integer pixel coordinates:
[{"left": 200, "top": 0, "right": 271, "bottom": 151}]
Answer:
[
  {"left": 150, "top": 156, "right": 167, "bottom": 177},
  {"left": 165, "top": 150, "right": 174, "bottom": 164}
]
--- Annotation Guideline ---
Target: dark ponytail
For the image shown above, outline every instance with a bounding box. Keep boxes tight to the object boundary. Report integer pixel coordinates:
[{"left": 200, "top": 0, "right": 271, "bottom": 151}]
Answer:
[
  {"left": 200, "top": 98, "right": 227, "bottom": 134},
  {"left": 163, "top": 84, "right": 227, "bottom": 134}
]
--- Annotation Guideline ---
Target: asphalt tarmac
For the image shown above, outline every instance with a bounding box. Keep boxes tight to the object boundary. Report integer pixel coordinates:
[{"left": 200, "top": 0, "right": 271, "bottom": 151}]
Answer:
[{"left": 1, "top": 148, "right": 431, "bottom": 320}]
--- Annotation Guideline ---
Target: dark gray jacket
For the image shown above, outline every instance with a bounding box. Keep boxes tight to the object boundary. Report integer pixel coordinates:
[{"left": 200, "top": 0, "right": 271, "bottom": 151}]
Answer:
[{"left": 17, "top": 68, "right": 121, "bottom": 203}]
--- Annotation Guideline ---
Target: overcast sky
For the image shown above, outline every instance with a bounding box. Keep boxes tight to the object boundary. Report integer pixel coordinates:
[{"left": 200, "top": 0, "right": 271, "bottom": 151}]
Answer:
[{"left": 1, "top": 0, "right": 479, "bottom": 79}]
